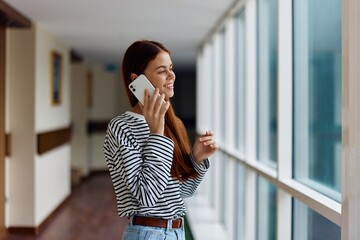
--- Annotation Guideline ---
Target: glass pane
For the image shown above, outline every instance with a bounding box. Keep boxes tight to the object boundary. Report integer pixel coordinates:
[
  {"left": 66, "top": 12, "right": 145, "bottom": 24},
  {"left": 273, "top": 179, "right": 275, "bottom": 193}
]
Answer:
[
  {"left": 235, "top": 9, "right": 246, "bottom": 154},
  {"left": 293, "top": 199, "right": 340, "bottom": 240},
  {"left": 256, "top": 176, "right": 276, "bottom": 240},
  {"left": 234, "top": 162, "right": 245, "bottom": 239},
  {"left": 220, "top": 152, "right": 227, "bottom": 224},
  {"left": 207, "top": 42, "right": 217, "bottom": 209},
  {"left": 293, "top": 0, "right": 342, "bottom": 200},
  {"left": 219, "top": 29, "right": 226, "bottom": 143},
  {"left": 210, "top": 41, "right": 216, "bottom": 131},
  {"left": 256, "top": 0, "right": 278, "bottom": 166}
]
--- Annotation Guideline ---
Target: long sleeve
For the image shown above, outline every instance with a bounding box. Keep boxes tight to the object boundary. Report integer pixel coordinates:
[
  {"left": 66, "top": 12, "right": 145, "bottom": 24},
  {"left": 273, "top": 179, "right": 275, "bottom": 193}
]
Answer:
[
  {"left": 180, "top": 153, "right": 210, "bottom": 198},
  {"left": 104, "top": 116, "right": 174, "bottom": 208}
]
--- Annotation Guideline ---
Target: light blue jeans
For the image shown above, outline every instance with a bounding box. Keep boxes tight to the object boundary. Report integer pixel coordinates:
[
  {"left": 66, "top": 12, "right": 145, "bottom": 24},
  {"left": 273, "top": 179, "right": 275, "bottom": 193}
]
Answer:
[{"left": 122, "top": 217, "right": 185, "bottom": 240}]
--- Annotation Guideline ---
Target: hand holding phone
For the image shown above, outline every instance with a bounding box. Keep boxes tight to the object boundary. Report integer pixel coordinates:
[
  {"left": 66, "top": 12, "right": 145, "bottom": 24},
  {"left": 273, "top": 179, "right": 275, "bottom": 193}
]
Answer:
[
  {"left": 129, "top": 74, "right": 169, "bottom": 135},
  {"left": 128, "top": 74, "right": 158, "bottom": 106}
]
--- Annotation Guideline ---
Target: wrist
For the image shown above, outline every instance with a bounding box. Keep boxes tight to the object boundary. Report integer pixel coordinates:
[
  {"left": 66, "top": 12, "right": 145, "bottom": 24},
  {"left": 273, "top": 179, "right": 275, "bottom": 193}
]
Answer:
[
  {"left": 149, "top": 128, "right": 164, "bottom": 135},
  {"left": 191, "top": 151, "right": 203, "bottom": 165}
]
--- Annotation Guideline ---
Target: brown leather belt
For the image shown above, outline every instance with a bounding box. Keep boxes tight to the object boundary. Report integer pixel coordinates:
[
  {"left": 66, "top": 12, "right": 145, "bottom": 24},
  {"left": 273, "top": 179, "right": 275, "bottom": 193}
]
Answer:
[{"left": 132, "top": 216, "right": 183, "bottom": 229}]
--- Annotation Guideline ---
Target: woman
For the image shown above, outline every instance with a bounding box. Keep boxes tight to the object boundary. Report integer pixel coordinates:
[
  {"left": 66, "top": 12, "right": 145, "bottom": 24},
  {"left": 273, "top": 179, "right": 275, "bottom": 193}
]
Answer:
[{"left": 103, "top": 40, "right": 218, "bottom": 240}]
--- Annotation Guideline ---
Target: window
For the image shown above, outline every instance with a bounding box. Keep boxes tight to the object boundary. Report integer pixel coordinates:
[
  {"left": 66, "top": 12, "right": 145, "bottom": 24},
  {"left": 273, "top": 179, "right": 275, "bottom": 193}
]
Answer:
[
  {"left": 235, "top": 9, "right": 246, "bottom": 154},
  {"left": 256, "top": 0, "right": 278, "bottom": 166},
  {"left": 234, "top": 162, "right": 245, "bottom": 239},
  {"left": 293, "top": 0, "right": 342, "bottom": 200},
  {"left": 219, "top": 29, "right": 226, "bottom": 143},
  {"left": 256, "top": 176, "right": 276, "bottom": 240},
  {"left": 209, "top": 41, "right": 216, "bottom": 131},
  {"left": 220, "top": 152, "right": 227, "bottom": 224},
  {"left": 293, "top": 199, "right": 340, "bottom": 240},
  {"left": 192, "top": 0, "right": 349, "bottom": 238}
]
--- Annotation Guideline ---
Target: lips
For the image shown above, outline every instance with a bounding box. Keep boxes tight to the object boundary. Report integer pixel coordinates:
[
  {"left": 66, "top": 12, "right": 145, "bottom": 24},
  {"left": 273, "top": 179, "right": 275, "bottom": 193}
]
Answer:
[{"left": 164, "top": 83, "right": 174, "bottom": 89}]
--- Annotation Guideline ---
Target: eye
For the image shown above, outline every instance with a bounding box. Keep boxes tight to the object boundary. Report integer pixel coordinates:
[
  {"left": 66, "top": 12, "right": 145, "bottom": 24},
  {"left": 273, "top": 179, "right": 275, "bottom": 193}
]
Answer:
[{"left": 158, "top": 68, "right": 166, "bottom": 74}]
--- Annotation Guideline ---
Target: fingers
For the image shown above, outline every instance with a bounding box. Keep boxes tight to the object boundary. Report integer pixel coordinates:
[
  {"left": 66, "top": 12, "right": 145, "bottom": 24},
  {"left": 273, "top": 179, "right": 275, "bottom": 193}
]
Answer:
[
  {"left": 204, "top": 141, "right": 218, "bottom": 151},
  {"left": 160, "top": 101, "right": 170, "bottom": 116},
  {"left": 142, "top": 88, "right": 169, "bottom": 135},
  {"left": 146, "top": 88, "right": 160, "bottom": 111},
  {"left": 209, "top": 143, "right": 218, "bottom": 151},
  {"left": 143, "top": 89, "right": 149, "bottom": 109},
  {"left": 144, "top": 88, "right": 168, "bottom": 115},
  {"left": 198, "top": 130, "right": 218, "bottom": 150},
  {"left": 198, "top": 131, "right": 214, "bottom": 142},
  {"left": 154, "top": 93, "right": 166, "bottom": 113}
]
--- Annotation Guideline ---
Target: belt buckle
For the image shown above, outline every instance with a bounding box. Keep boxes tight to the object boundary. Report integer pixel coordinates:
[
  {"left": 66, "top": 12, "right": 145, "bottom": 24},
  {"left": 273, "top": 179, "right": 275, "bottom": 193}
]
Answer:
[{"left": 171, "top": 217, "right": 183, "bottom": 229}]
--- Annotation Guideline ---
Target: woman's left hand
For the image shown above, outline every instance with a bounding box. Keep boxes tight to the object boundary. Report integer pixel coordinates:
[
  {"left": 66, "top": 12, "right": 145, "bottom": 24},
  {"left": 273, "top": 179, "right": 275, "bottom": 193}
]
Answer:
[{"left": 192, "top": 131, "right": 218, "bottom": 164}]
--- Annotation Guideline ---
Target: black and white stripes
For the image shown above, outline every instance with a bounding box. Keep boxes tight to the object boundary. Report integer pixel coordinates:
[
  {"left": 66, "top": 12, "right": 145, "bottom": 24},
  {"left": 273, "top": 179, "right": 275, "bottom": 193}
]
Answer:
[{"left": 103, "top": 111, "right": 209, "bottom": 219}]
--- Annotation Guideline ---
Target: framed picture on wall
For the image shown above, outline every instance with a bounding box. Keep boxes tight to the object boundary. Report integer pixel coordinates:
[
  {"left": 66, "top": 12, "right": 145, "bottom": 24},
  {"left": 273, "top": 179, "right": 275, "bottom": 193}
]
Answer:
[{"left": 50, "top": 50, "right": 62, "bottom": 105}]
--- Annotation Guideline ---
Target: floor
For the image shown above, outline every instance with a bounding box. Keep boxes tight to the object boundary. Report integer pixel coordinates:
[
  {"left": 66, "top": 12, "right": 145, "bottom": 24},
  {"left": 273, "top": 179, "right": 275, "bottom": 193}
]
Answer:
[
  {"left": 1, "top": 173, "right": 194, "bottom": 240},
  {"left": 2, "top": 174, "right": 128, "bottom": 240}
]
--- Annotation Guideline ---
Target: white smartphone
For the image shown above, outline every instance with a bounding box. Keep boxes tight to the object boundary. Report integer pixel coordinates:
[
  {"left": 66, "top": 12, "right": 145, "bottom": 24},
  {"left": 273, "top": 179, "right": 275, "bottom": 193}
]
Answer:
[{"left": 128, "top": 74, "right": 157, "bottom": 106}]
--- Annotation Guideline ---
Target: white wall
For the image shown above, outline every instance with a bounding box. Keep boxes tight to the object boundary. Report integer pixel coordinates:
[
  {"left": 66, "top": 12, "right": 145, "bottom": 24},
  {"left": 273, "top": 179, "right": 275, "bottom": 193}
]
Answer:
[
  {"left": 5, "top": 21, "right": 132, "bottom": 230},
  {"left": 88, "top": 64, "right": 129, "bottom": 170},
  {"left": 90, "top": 64, "right": 121, "bottom": 120},
  {"left": 34, "top": 26, "right": 71, "bottom": 132},
  {"left": 5, "top": 24, "right": 71, "bottom": 227},
  {"left": 70, "top": 63, "right": 89, "bottom": 176},
  {"left": 34, "top": 25, "right": 71, "bottom": 225},
  {"left": 70, "top": 62, "right": 130, "bottom": 174}
]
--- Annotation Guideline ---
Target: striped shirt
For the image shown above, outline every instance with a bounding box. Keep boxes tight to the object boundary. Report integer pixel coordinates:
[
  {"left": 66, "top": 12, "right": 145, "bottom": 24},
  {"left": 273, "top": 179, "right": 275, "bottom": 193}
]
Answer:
[{"left": 103, "top": 111, "right": 209, "bottom": 219}]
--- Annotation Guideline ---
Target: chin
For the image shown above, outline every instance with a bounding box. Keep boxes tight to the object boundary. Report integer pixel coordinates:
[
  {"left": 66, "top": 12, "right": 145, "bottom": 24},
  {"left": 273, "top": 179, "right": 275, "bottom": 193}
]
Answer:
[{"left": 164, "top": 91, "right": 174, "bottom": 99}]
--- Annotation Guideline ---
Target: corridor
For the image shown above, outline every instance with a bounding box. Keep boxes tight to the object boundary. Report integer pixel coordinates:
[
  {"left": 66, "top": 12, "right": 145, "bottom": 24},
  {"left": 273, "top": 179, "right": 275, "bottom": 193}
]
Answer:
[{"left": 1, "top": 0, "right": 360, "bottom": 239}]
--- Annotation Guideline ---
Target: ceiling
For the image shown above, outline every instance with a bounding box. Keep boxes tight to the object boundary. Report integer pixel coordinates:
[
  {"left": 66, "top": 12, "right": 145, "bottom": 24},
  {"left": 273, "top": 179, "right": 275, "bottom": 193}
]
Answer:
[{"left": 4, "top": 0, "right": 235, "bottom": 67}]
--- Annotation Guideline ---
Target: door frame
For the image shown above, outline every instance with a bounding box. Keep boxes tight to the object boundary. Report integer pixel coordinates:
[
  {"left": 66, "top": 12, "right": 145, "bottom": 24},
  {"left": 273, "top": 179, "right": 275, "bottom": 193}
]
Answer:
[
  {"left": 0, "top": 24, "right": 5, "bottom": 239},
  {"left": 0, "top": 2, "right": 31, "bottom": 237}
]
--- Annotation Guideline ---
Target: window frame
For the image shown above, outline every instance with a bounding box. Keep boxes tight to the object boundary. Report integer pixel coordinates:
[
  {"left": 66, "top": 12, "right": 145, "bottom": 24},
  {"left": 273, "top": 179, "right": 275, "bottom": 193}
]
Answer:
[{"left": 188, "top": 0, "right": 360, "bottom": 239}]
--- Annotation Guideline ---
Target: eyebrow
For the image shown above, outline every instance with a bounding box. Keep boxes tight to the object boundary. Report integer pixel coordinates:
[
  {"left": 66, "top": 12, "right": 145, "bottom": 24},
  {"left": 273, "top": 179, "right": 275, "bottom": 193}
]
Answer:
[{"left": 155, "top": 63, "right": 173, "bottom": 70}]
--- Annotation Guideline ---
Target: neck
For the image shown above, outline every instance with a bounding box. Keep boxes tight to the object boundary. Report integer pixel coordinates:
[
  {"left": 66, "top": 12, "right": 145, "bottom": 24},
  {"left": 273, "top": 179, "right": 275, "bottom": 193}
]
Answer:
[{"left": 131, "top": 103, "right": 143, "bottom": 115}]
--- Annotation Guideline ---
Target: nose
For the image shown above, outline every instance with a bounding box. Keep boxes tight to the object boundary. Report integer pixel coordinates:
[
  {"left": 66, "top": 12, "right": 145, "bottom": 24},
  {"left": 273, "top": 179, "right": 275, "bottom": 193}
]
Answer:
[{"left": 168, "top": 70, "right": 175, "bottom": 81}]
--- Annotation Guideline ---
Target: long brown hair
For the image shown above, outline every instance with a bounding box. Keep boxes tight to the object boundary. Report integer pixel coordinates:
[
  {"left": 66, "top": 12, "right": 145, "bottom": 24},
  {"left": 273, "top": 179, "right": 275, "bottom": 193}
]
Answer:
[{"left": 122, "top": 40, "right": 198, "bottom": 181}]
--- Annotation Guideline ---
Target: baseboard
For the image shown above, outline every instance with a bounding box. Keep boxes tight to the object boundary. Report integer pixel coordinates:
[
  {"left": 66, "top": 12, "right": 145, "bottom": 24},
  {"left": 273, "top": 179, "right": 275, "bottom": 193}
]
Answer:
[
  {"left": 8, "top": 191, "right": 71, "bottom": 235},
  {"left": 7, "top": 170, "right": 109, "bottom": 235},
  {"left": 37, "top": 195, "right": 71, "bottom": 233},
  {"left": 7, "top": 226, "right": 39, "bottom": 235}
]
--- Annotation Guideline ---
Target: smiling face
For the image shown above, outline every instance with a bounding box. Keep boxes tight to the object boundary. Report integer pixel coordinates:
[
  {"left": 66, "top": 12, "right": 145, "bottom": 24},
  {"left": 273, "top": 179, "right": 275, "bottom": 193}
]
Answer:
[{"left": 143, "top": 51, "right": 176, "bottom": 99}]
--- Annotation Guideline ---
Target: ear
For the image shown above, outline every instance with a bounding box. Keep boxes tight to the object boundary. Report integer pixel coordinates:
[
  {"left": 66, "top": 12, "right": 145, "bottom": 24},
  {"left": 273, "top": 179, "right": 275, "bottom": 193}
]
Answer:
[{"left": 130, "top": 73, "right": 138, "bottom": 81}]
